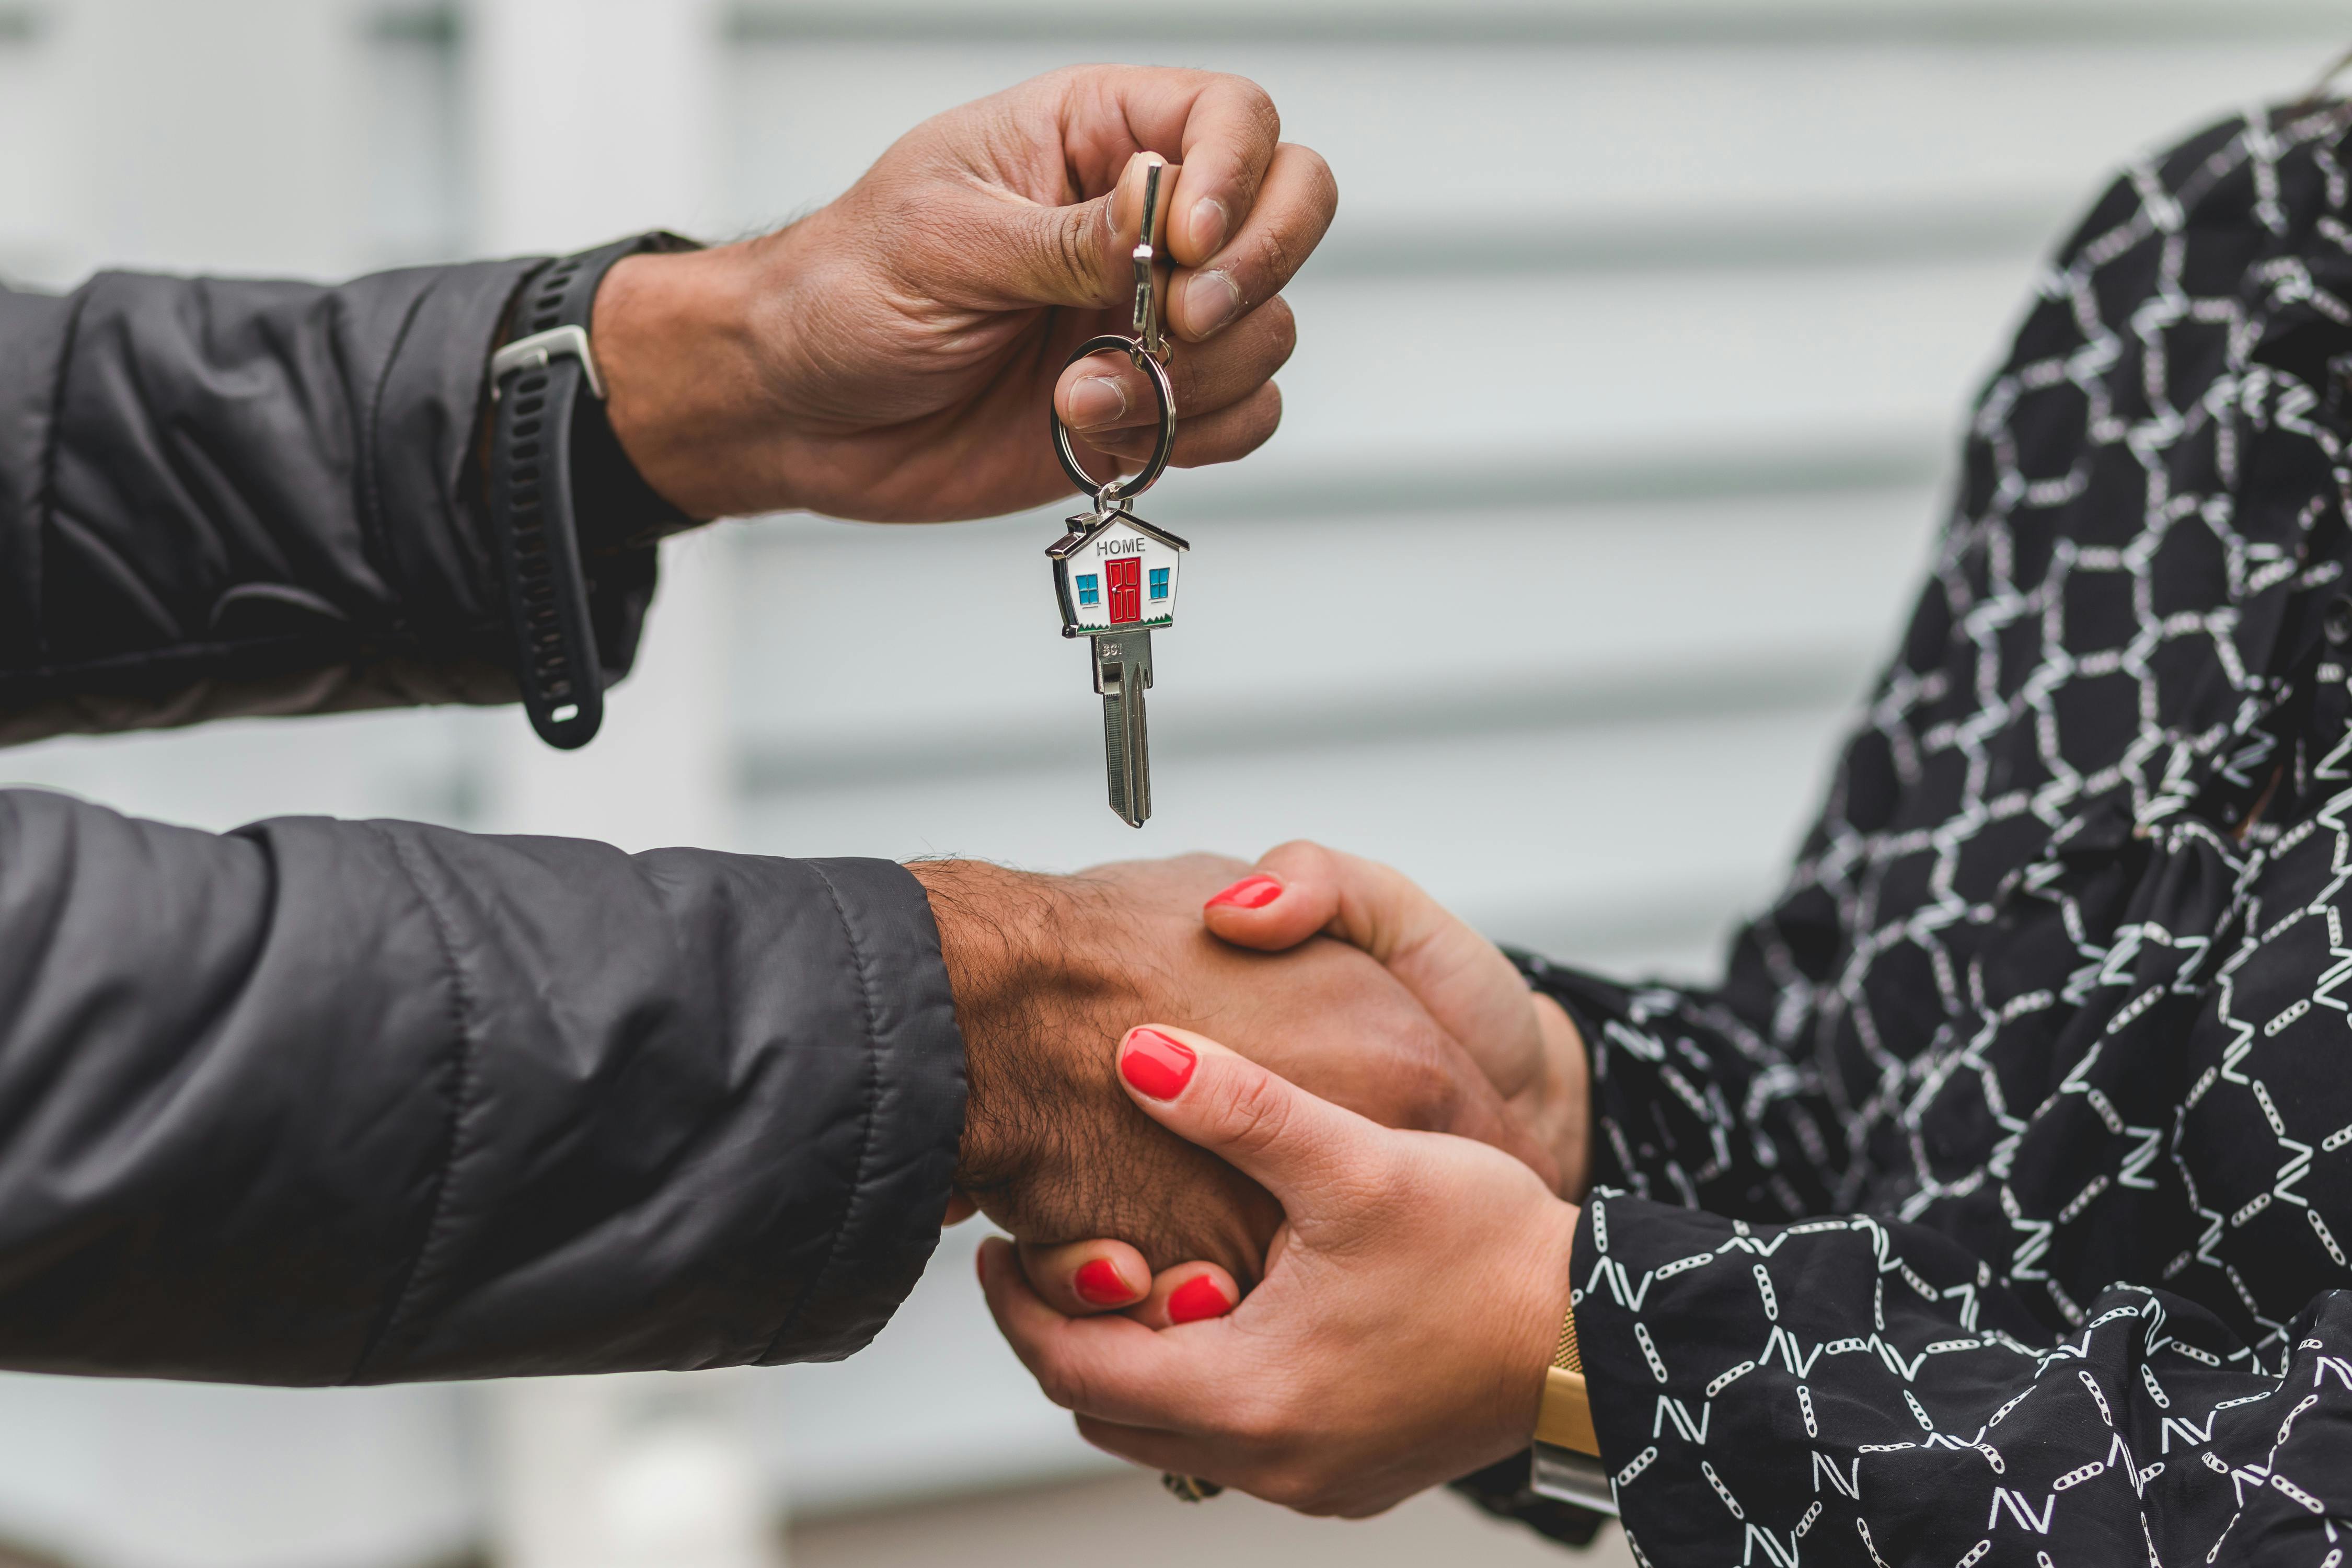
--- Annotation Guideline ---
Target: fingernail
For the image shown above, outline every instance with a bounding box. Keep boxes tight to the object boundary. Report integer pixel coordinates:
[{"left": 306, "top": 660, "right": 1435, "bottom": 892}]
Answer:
[
  {"left": 1189, "top": 197, "right": 1230, "bottom": 256},
  {"left": 1206, "top": 873, "right": 1283, "bottom": 911},
  {"left": 1068, "top": 376, "right": 1127, "bottom": 430},
  {"left": 1183, "top": 270, "right": 1242, "bottom": 337},
  {"left": 1167, "top": 1276, "right": 1233, "bottom": 1324},
  {"left": 1119, "top": 1027, "right": 1197, "bottom": 1100},
  {"left": 1073, "top": 1258, "right": 1134, "bottom": 1306}
]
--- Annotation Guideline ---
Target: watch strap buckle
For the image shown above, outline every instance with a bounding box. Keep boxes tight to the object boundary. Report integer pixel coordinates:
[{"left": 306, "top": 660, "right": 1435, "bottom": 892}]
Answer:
[
  {"left": 1529, "top": 1443, "right": 1620, "bottom": 1516},
  {"left": 491, "top": 324, "right": 605, "bottom": 401}
]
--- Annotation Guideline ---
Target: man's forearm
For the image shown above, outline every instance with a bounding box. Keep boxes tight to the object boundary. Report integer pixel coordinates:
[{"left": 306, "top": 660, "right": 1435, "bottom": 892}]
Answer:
[
  {"left": 0, "top": 262, "right": 602, "bottom": 745},
  {"left": 905, "top": 859, "right": 1139, "bottom": 1196},
  {"left": 594, "top": 241, "right": 785, "bottom": 521},
  {"left": 0, "top": 789, "right": 962, "bottom": 1382}
]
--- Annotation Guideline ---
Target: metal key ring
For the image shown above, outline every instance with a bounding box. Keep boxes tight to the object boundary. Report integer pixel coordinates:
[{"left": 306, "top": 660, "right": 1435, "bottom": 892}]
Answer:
[{"left": 1050, "top": 333, "right": 1177, "bottom": 506}]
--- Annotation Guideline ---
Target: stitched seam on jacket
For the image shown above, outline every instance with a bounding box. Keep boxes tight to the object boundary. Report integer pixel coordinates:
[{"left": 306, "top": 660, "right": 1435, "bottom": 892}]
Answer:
[
  {"left": 348, "top": 824, "right": 483, "bottom": 1383},
  {"left": 357, "top": 285, "right": 435, "bottom": 613},
  {"left": 759, "top": 862, "right": 886, "bottom": 1361},
  {"left": 28, "top": 283, "right": 93, "bottom": 668}
]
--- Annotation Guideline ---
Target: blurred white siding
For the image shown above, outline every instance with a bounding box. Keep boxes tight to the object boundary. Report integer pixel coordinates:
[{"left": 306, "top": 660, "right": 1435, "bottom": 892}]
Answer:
[{"left": 0, "top": 2, "right": 2345, "bottom": 1562}]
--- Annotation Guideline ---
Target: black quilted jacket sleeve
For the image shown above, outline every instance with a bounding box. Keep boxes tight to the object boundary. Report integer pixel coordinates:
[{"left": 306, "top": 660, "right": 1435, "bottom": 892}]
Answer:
[
  {"left": 0, "top": 261, "right": 655, "bottom": 742},
  {"left": 0, "top": 265, "right": 970, "bottom": 1382}
]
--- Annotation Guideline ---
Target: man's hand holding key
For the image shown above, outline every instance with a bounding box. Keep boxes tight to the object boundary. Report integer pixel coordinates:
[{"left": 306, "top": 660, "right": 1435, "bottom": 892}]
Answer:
[
  {"left": 585, "top": 65, "right": 1335, "bottom": 525},
  {"left": 544, "top": 61, "right": 1573, "bottom": 1366}
]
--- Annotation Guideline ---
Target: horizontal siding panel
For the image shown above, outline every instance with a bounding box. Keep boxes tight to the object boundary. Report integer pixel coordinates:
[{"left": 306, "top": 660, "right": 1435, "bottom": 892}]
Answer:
[
  {"left": 732, "top": 1, "right": 2346, "bottom": 45},
  {"left": 730, "top": 485, "right": 1935, "bottom": 757},
  {"left": 739, "top": 698, "right": 1853, "bottom": 964},
  {"left": 1266, "top": 259, "right": 2026, "bottom": 478},
  {"left": 721, "top": 37, "right": 2336, "bottom": 241},
  {"left": 1, "top": 708, "right": 481, "bottom": 835}
]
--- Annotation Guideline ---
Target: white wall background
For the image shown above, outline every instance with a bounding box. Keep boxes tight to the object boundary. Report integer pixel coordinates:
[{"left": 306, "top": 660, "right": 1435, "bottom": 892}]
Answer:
[{"left": 0, "top": 3, "right": 2346, "bottom": 1564}]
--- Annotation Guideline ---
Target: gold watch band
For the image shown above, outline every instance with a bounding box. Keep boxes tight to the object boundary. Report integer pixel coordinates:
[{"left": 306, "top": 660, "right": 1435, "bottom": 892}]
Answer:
[{"left": 1532, "top": 1297, "right": 1598, "bottom": 1455}]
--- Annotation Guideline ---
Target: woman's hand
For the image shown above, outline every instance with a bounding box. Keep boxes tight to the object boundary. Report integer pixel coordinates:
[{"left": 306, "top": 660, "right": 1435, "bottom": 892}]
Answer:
[
  {"left": 1203, "top": 842, "right": 1592, "bottom": 1200},
  {"left": 1014, "top": 843, "right": 1589, "bottom": 1319},
  {"left": 982, "top": 1024, "right": 1579, "bottom": 1517},
  {"left": 593, "top": 66, "right": 1334, "bottom": 522},
  {"left": 920, "top": 853, "right": 1559, "bottom": 1287}
]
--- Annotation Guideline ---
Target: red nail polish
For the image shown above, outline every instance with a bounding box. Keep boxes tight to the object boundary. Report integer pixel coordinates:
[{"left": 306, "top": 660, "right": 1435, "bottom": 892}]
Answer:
[
  {"left": 1167, "top": 1275, "right": 1232, "bottom": 1324},
  {"left": 1120, "top": 1028, "right": 1196, "bottom": 1099},
  {"left": 1073, "top": 1258, "right": 1132, "bottom": 1306},
  {"left": 1206, "top": 874, "right": 1283, "bottom": 911}
]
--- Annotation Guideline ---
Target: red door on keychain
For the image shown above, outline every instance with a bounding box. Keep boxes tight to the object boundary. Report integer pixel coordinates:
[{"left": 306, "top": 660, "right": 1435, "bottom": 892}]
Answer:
[{"left": 1107, "top": 557, "right": 1142, "bottom": 623}]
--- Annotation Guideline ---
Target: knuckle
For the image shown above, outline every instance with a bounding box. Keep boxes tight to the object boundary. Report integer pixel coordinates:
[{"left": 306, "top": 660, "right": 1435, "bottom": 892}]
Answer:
[
  {"left": 1394, "top": 1046, "right": 1458, "bottom": 1131},
  {"left": 1030, "top": 1344, "right": 1101, "bottom": 1420},
  {"left": 1035, "top": 1356, "right": 1096, "bottom": 1413},
  {"left": 1219, "top": 1067, "right": 1298, "bottom": 1161},
  {"left": 1264, "top": 837, "right": 1333, "bottom": 879},
  {"left": 1299, "top": 146, "right": 1339, "bottom": 210},
  {"left": 1234, "top": 387, "right": 1282, "bottom": 455},
  {"left": 1263, "top": 297, "right": 1299, "bottom": 365},
  {"left": 1209, "top": 73, "right": 1282, "bottom": 147},
  {"left": 1240, "top": 82, "right": 1282, "bottom": 145},
  {"left": 1052, "top": 213, "right": 1108, "bottom": 302},
  {"left": 1246, "top": 228, "right": 1294, "bottom": 304},
  {"left": 1261, "top": 1466, "right": 1335, "bottom": 1513},
  {"left": 1224, "top": 1390, "right": 1288, "bottom": 1448},
  {"left": 1258, "top": 1473, "right": 1307, "bottom": 1509},
  {"left": 1170, "top": 354, "right": 1213, "bottom": 410}
]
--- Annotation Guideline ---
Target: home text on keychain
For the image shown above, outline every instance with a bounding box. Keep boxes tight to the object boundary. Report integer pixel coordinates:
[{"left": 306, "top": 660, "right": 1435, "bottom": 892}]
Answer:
[{"left": 1045, "top": 161, "right": 1190, "bottom": 828}]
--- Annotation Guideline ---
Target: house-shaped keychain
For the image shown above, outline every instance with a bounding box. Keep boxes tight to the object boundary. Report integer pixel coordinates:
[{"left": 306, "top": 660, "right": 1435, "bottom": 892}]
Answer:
[
  {"left": 1047, "top": 509, "right": 1189, "bottom": 637},
  {"left": 1046, "top": 506, "right": 1189, "bottom": 827}
]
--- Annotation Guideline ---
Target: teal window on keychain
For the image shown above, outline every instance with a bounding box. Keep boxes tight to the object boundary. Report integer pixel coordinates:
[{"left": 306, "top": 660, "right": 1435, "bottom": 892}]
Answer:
[
  {"left": 1077, "top": 573, "right": 1100, "bottom": 606},
  {"left": 1149, "top": 568, "right": 1169, "bottom": 601}
]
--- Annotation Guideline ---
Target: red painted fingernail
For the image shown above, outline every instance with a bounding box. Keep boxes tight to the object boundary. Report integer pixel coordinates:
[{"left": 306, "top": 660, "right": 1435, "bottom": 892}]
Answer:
[
  {"left": 1206, "top": 874, "right": 1283, "bottom": 911},
  {"left": 1073, "top": 1258, "right": 1133, "bottom": 1306},
  {"left": 1167, "top": 1276, "right": 1233, "bottom": 1324},
  {"left": 1119, "top": 1028, "right": 1197, "bottom": 1099}
]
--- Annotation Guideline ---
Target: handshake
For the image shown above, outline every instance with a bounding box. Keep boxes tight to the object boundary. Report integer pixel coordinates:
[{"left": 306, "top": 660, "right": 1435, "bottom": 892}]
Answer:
[
  {"left": 912, "top": 845, "right": 1593, "bottom": 1516},
  {"left": 596, "top": 63, "right": 1598, "bottom": 1515}
]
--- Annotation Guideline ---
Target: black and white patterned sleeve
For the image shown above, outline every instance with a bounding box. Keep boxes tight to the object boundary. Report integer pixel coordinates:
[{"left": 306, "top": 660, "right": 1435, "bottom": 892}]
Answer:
[
  {"left": 1520, "top": 954, "right": 1853, "bottom": 1220},
  {"left": 1572, "top": 1193, "right": 2352, "bottom": 1564}
]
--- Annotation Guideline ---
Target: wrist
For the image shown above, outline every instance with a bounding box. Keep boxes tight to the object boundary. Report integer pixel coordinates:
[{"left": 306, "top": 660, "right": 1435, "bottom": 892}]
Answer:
[
  {"left": 593, "top": 241, "right": 795, "bottom": 518},
  {"left": 1502, "top": 1196, "right": 1583, "bottom": 1445},
  {"left": 907, "top": 861, "right": 1125, "bottom": 1192}
]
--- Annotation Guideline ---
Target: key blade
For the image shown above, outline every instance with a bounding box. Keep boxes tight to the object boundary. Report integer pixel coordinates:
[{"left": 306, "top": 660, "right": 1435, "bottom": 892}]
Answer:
[
  {"left": 1102, "top": 689, "right": 1144, "bottom": 827},
  {"left": 1093, "top": 631, "right": 1154, "bottom": 828}
]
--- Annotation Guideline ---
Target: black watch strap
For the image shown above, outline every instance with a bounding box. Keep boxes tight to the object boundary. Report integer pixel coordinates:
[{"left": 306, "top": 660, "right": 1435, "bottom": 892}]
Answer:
[{"left": 486, "top": 232, "right": 694, "bottom": 750}]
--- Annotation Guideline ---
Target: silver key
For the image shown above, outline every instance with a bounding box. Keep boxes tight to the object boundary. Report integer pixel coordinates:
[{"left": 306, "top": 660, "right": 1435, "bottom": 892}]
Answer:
[
  {"left": 1047, "top": 505, "right": 1189, "bottom": 826},
  {"left": 1042, "top": 159, "right": 1190, "bottom": 827}
]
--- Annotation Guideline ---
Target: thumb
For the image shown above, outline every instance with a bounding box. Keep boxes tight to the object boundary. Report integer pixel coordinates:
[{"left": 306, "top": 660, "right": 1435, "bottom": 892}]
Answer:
[
  {"left": 999, "top": 150, "right": 1172, "bottom": 310},
  {"left": 1202, "top": 839, "right": 1443, "bottom": 957},
  {"left": 1203, "top": 842, "right": 1542, "bottom": 1102},
  {"left": 1114, "top": 1025, "right": 1387, "bottom": 1214}
]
